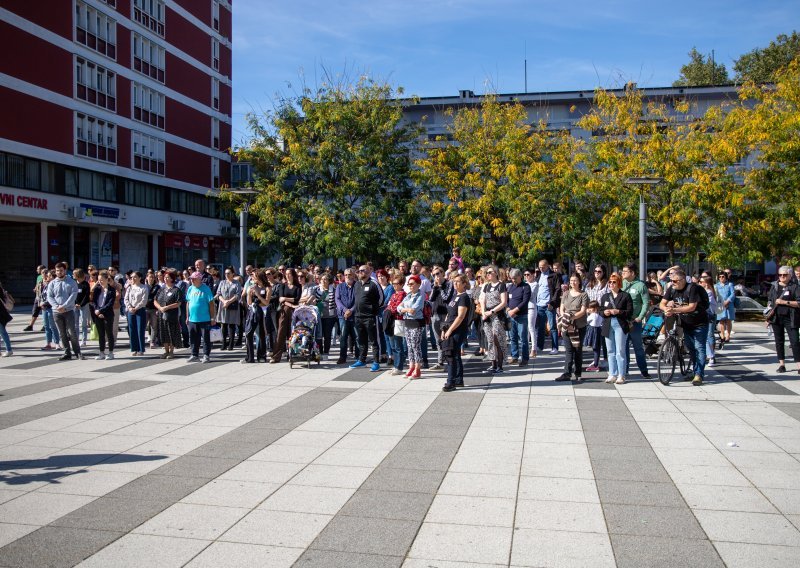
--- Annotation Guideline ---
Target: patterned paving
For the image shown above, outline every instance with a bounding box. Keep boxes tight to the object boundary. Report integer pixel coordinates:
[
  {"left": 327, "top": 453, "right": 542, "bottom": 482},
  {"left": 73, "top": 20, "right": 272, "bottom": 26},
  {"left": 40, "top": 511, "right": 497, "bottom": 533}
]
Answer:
[{"left": 0, "top": 313, "right": 799, "bottom": 567}]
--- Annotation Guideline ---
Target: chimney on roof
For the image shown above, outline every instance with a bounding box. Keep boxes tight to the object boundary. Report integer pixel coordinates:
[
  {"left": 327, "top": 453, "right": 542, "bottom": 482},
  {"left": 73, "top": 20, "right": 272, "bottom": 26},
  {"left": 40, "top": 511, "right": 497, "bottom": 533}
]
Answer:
[{"left": 459, "top": 89, "right": 475, "bottom": 99}]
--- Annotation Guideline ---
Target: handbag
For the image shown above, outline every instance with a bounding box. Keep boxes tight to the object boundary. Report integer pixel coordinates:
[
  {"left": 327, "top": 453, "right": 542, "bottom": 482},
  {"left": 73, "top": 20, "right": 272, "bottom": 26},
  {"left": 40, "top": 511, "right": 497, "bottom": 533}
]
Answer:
[
  {"left": 89, "top": 323, "right": 99, "bottom": 341},
  {"left": 2, "top": 291, "right": 14, "bottom": 312},
  {"left": 763, "top": 304, "right": 776, "bottom": 323},
  {"left": 714, "top": 303, "right": 726, "bottom": 316},
  {"left": 382, "top": 310, "right": 395, "bottom": 336},
  {"left": 394, "top": 319, "right": 406, "bottom": 338},
  {"left": 209, "top": 326, "right": 223, "bottom": 343}
]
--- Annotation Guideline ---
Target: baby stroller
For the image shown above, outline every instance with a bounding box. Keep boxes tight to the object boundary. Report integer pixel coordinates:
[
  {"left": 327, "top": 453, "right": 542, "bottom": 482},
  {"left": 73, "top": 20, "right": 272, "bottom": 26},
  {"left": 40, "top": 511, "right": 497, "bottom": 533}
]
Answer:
[
  {"left": 641, "top": 307, "right": 665, "bottom": 358},
  {"left": 288, "top": 305, "right": 321, "bottom": 368}
]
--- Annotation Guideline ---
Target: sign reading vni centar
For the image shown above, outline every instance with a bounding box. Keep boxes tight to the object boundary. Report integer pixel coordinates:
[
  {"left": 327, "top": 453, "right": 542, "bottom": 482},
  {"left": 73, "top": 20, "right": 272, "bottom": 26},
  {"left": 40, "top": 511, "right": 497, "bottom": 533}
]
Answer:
[{"left": 0, "top": 192, "right": 48, "bottom": 210}]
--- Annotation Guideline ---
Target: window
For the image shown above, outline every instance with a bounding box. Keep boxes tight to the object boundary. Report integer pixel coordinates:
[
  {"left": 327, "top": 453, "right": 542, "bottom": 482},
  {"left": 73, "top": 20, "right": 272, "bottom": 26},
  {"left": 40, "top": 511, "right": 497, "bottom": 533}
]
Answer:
[
  {"left": 40, "top": 163, "right": 56, "bottom": 193},
  {"left": 132, "top": 32, "right": 165, "bottom": 83},
  {"left": 75, "top": 112, "right": 117, "bottom": 163},
  {"left": 212, "top": 77, "right": 219, "bottom": 110},
  {"left": 133, "top": 0, "right": 165, "bottom": 36},
  {"left": 132, "top": 82, "right": 165, "bottom": 129},
  {"left": 212, "top": 1, "right": 220, "bottom": 30},
  {"left": 7, "top": 155, "right": 25, "bottom": 188},
  {"left": 212, "top": 157, "right": 219, "bottom": 188},
  {"left": 79, "top": 170, "right": 93, "bottom": 198},
  {"left": 75, "top": 1, "right": 116, "bottom": 59},
  {"left": 25, "top": 159, "right": 40, "bottom": 190},
  {"left": 75, "top": 56, "right": 116, "bottom": 111},
  {"left": 212, "top": 118, "right": 220, "bottom": 149},
  {"left": 132, "top": 131, "right": 165, "bottom": 175},
  {"left": 65, "top": 169, "right": 78, "bottom": 195},
  {"left": 231, "top": 163, "right": 252, "bottom": 188},
  {"left": 211, "top": 38, "right": 219, "bottom": 71}
]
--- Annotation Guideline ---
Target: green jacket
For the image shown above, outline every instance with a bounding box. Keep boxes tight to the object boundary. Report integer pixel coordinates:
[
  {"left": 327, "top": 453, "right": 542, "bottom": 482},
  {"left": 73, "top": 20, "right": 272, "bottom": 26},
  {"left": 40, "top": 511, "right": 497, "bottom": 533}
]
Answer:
[{"left": 622, "top": 279, "right": 649, "bottom": 321}]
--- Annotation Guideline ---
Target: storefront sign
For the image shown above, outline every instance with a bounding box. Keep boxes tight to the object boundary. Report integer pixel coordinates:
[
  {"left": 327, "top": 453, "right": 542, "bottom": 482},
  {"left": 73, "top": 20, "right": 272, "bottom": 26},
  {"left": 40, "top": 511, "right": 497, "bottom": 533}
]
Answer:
[
  {"left": 164, "top": 233, "right": 229, "bottom": 251},
  {"left": 0, "top": 192, "right": 48, "bottom": 210},
  {"left": 80, "top": 203, "right": 120, "bottom": 219}
]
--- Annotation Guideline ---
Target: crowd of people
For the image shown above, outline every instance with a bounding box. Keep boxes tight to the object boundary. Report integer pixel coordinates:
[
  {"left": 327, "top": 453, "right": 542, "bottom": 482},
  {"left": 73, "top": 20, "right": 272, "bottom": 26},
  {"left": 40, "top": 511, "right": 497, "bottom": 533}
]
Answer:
[{"left": 0, "top": 252, "right": 798, "bottom": 392}]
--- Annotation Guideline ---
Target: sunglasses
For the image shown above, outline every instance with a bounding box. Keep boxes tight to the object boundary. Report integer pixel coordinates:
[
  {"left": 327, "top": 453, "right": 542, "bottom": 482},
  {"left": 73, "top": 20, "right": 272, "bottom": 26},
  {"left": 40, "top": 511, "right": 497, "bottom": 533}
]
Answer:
[
  {"left": 594, "top": 269, "right": 603, "bottom": 273},
  {"left": 357, "top": 269, "right": 366, "bottom": 273},
  {"left": 524, "top": 273, "right": 531, "bottom": 276},
  {"left": 779, "top": 274, "right": 790, "bottom": 277},
  {"left": 671, "top": 279, "right": 681, "bottom": 283}
]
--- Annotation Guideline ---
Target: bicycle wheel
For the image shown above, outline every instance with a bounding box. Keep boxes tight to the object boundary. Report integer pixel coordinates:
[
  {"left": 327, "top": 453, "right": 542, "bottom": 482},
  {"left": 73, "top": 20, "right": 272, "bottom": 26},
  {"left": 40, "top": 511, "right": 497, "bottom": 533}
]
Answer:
[{"left": 657, "top": 338, "right": 678, "bottom": 385}]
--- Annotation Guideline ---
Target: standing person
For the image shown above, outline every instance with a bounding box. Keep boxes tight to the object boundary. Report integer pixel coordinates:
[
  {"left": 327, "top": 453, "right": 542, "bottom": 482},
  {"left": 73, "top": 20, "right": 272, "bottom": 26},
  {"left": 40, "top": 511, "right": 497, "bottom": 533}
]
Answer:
[
  {"left": 715, "top": 272, "right": 735, "bottom": 344},
  {"left": 506, "top": 268, "right": 531, "bottom": 366},
  {"left": 441, "top": 274, "right": 471, "bottom": 391},
  {"left": 429, "top": 267, "right": 454, "bottom": 371},
  {"left": 317, "top": 274, "right": 338, "bottom": 356},
  {"left": 557, "top": 273, "right": 589, "bottom": 381},
  {"left": 351, "top": 265, "right": 383, "bottom": 371},
  {"left": 215, "top": 267, "right": 242, "bottom": 351},
  {"left": 385, "top": 275, "right": 408, "bottom": 375},
  {"left": 124, "top": 272, "right": 148, "bottom": 356},
  {"left": 186, "top": 271, "right": 215, "bottom": 363},
  {"left": 376, "top": 270, "right": 394, "bottom": 364},
  {"left": 406, "top": 260, "right": 432, "bottom": 367},
  {"left": 270, "top": 268, "right": 301, "bottom": 363},
  {"left": 193, "top": 259, "right": 215, "bottom": 289},
  {"left": 699, "top": 276, "right": 719, "bottom": 367},
  {"left": 398, "top": 275, "right": 425, "bottom": 378},
  {"left": 91, "top": 270, "right": 116, "bottom": 360},
  {"left": 335, "top": 269, "right": 358, "bottom": 364},
  {"left": 524, "top": 268, "right": 539, "bottom": 359},
  {"left": 39, "top": 270, "right": 59, "bottom": 350},
  {"left": 154, "top": 270, "right": 183, "bottom": 359},
  {"left": 535, "top": 259, "right": 561, "bottom": 355},
  {"left": 73, "top": 268, "right": 91, "bottom": 347},
  {"left": 585, "top": 265, "right": 609, "bottom": 372},
  {"left": 47, "top": 262, "right": 84, "bottom": 361},
  {"left": 0, "top": 280, "right": 13, "bottom": 356},
  {"left": 480, "top": 265, "right": 508, "bottom": 374},
  {"left": 601, "top": 273, "right": 633, "bottom": 384},
  {"left": 622, "top": 263, "right": 651, "bottom": 379},
  {"left": 241, "top": 270, "right": 270, "bottom": 363},
  {"left": 660, "top": 269, "right": 709, "bottom": 386},
  {"left": 23, "top": 265, "right": 46, "bottom": 332},
  {"left": 767, "top": 266, "right": 800, "bottom": 374},
  {"left": 108, "top": 267, "right": 123, "bottom": 342},
  {"left": 144, "top": 272, "right": 160, "bottom": 350}
]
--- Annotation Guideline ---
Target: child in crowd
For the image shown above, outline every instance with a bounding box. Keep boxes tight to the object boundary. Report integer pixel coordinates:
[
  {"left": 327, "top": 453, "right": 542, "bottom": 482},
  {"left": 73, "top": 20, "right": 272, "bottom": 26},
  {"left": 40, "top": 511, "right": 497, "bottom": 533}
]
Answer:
[{"left": 584, "top": 300, "right": 604, "bottom": 372}]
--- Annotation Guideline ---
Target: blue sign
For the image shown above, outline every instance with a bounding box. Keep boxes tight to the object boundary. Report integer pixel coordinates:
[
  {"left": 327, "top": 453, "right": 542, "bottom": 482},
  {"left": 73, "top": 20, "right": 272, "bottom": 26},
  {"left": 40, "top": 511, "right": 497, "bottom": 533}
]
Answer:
[{"left": 80, "top": 203, "right": 120, "bottom": 219}]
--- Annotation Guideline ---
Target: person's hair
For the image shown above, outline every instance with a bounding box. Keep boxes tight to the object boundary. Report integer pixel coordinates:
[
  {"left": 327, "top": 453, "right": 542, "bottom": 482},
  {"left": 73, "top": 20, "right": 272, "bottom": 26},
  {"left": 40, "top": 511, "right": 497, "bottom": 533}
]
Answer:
[
  {"left": 376, "top": 268, "right": 389, "bottom": 279},
  {"left": 132, "top": 271, "right": 143, "bottom": 281},
  {"left": 73, "top": 268, "right": 85, "bottom": 278},
  {"left": 296, "top": 269, "right": 307, "bottom": 280},
  {"left": 407, "top": 275, "right": 421, "bottom": 285},
  {"left": 391, "top": 274, "right": 405, "bottom": 286},
  {"left": 145, "top": 272, "right": 157, "bottom": 283},
  {"left": 608, "top": 272, "right": 622, "bottom": 284},
  {"left": 98, "top": 269, "right": 109, "bottom": 281},
  {"left": 569, "top": 272, "right": 582, "bottom": 287},
  {"left": 319, "top": 273, "right": 331, "bottom": 285},
  {"left": 648, "top": 272, "right": 657, "bottom": 280},
  {"left": 508, "top": 268, "right": 522, "bottom": 279},
  {"left": 672, "top": 268, "right": 686, "bottom": 279},
  {"left": 484, "top": 264, "right": 498, "bottom": 278},
  {"left": 701, "top": 276, "right": 714, "bottom": 287},
  {"left": 254, "top": 269, "right": 269, "bottom": 287},
  {"left": 164, "top": 270, "right": 178, "bottom": 282},
  {"left": 37, "top": 264, "right": 46, "bottom": 271},
  {"left": 54, "top": 262, "right": 67, "bottom": 270},
  {"left": 623, "top": 263, "right": 637, "bottom": 275},
  {"left": 588, "top": 300, "right": 600, "bottom": 310},
  {"left": 453, "top": 274, "right": 471, "bottom": 290}
]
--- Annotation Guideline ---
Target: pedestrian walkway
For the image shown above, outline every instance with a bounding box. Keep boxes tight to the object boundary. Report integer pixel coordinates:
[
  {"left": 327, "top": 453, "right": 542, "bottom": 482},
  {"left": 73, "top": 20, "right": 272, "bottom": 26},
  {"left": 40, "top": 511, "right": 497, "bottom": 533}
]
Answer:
[{"left": 0, "top": 314, "right": 798, "bottom": 567}]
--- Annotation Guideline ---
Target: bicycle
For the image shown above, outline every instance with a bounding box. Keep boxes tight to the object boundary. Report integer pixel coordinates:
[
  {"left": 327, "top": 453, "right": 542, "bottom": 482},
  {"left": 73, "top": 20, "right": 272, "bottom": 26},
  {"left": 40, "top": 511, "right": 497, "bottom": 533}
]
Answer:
[{"left": 657, "top": 319, "right": 694, "bottom": 385}]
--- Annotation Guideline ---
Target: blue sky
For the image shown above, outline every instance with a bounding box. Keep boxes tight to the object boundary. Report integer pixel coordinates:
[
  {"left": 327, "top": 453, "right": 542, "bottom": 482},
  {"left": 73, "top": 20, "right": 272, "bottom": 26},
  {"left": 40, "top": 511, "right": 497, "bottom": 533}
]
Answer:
[{"left": 231, "top": 0, "right": 798, "bottom": 145}]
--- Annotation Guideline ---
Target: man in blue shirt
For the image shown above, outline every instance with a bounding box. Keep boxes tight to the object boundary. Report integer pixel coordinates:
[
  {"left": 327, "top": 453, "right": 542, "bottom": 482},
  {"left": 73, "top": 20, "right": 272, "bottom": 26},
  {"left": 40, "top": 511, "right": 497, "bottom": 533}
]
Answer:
[
  {"left": 186, "top": 271, "right": 215, "bottom": 363},
  {"left": 335, "top": 269, "right": 358, "bottom": 364},
  {"left": 536, "top": 259, "right": 561, "bottom": 354},
  {"left": 507, "top": 268, "right": 531, "bottom": 365}
]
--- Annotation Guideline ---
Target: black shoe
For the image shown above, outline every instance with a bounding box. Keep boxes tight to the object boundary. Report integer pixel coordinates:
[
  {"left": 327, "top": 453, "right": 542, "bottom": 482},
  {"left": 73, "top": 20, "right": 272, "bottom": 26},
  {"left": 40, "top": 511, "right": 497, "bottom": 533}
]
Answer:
[
  {"left": 777, "top": 365, "right": 787, "bottom": 373},
  {"left": 336, "top": 358, "right": 347, "bottom": 365},
  {"left": 642, "top": 373, "right": 651, "bottom": 380},
  {"left": 23, "top": 325, "right": 33, "bottom": 332},
  {"left": 442, "top": 383, "right": 456, "bottom": 392},
  {"left": 495, "top": 367, "right": 505, "bottom": 374},
  {"left": 518, "top": 360, "right": 528, "bottom": 367},
  {"left": 555, "top": 372, "right": 572, "bottom": 381},
  {"left": 574, "top": 375, "right": 583, "bottom": 383},
  {"left": 240, "top": 358, "right": 254, "bottom": 364},
  {"left": 473, "top": 348, "right": 482, "bottom": 356},
  {"left": 59, "top": 354, "right": 72, "bottom": 361},
  {"left": 422, "top": 360, "right": 429, "bottom": 369},
  {"left": 455, "top": 381, "right": 465, "bottom": 387}
]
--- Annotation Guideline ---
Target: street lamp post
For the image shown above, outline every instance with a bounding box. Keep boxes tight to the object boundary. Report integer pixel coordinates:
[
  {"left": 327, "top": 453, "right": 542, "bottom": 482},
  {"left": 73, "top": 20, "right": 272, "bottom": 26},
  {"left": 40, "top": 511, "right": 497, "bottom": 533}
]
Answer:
[
  {"left": 228, "top": 188, "right": 257, "bottom": 278},
  {"left": 625, "top": 177, "right": 663, "bottom": 279}
]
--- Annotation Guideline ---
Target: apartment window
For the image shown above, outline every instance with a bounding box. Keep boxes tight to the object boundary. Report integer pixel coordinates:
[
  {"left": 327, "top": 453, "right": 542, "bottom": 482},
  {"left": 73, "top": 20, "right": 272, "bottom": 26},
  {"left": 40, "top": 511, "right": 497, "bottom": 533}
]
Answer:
[
  {"left": 75, "top": 56, "right": 116, "bottom": 111},
  {"left": 132, "top": 131, "right": 165, "bottom": 175},
  {"left": 212, "top": 157, "right": 220, "bottom": 188},
  {"left": 133, "top": 0, "right": 165, "bottom": 36},
  {"left": 212, "top": 1, "right": 220, "bottom": 30},
  {"left": 231, "top": 163, "right": 252, "bottom": 188},
  {"left": 132, "top": 32, "right": 165, "bottom": 83},
  {"left": 75, "top": 1, "right": 116, "bottom": 60},
  {"left": 75, "top": 112, "right": 117, "bottom": 163},
  {"left": 212, "top": 118, "right": 220, "bottom": 149},
  {"left": 6, "top": 155, "right": 25, "bottom": 188},
  {"left": 212, "top": 77, "right": 220, "bottom": 110},
  {"left": 132, "top": 82, "right": 165, "bottom": 129},
  {"left": 211, "top": 38, "right": 219, "bottom": 71}
]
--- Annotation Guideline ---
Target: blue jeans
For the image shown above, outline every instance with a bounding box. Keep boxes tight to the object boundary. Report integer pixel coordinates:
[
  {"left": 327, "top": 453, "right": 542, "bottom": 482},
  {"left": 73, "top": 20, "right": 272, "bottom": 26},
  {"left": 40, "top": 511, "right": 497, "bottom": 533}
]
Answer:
[
  {"left": 390, "top": 334, "right": 407, "bottom": 371},
  {"left": 508, "top": 313, "right": 529, "bottom": 361},
  {"left": 605, "top": 318, "right": 628, "bottom": 377},
  {"left": 706, "top": 322, "right": 716, "bottom": 358},
  {"left": 684, "top": 324, "right": 708, "bottom": 379},
  {"left": 626, "top": 321, "right": 649, "bottom": 376},
  {"left": 536, "top": 306, "right": 558, "bottom": 351},
  {"left": 75, "top": 305, "right": 91, "bottom": 343},
  {"left": 43, "top": 308, "right": 60, "bottom": 344},
  {"left": 127, "top": 310, "right": 147, "bottom": 353},
  {"left": 0, "top": 322, "right": 11, "bottom": 353}
]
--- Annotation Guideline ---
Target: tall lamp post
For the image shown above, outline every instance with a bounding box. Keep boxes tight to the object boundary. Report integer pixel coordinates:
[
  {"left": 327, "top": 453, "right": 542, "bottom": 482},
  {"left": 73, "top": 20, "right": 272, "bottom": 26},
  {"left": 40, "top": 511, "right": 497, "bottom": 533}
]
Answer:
[
  {"left": 228, "top": 188, "right": 257, "bottom": 278},
  {"left": 625, "top": 177, "right": 663, "bottom": 279}
]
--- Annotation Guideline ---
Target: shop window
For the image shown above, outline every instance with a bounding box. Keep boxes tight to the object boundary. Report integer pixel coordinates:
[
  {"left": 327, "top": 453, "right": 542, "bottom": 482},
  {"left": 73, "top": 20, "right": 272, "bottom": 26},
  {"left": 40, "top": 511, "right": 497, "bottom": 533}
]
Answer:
[
  {"left": 75, "top": 1, "right": 117, "bottom": 60},
  {"left": 7, "top": 155, "right": 24, "bottom": 188}
]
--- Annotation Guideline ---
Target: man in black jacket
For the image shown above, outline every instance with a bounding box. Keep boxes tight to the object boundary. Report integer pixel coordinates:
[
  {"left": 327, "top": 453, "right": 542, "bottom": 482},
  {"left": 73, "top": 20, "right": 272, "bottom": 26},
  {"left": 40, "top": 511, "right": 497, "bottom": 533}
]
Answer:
[
  {"left": 352, "top": 265, "right": 384, "bottom": 371},
  {"left": 535, "top": 259, "right": 563, "bottom": 354}
]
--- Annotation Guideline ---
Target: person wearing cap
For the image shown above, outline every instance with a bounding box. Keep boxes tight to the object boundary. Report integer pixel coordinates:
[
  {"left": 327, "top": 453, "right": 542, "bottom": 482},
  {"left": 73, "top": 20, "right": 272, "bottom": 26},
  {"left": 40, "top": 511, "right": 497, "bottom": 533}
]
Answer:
[
  {"left": 767, "top": 266, "right": 800, "bottom": 374},
  {"left": 186, "top": 271, "right": 216, "bottom": 363}
]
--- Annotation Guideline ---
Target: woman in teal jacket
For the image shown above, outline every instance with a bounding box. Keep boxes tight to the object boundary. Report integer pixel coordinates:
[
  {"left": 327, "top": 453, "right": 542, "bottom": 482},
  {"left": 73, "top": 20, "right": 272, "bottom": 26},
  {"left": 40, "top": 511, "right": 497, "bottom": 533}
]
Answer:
[{"left": 715, "top": 272, "right": 735, "bottom": 343}]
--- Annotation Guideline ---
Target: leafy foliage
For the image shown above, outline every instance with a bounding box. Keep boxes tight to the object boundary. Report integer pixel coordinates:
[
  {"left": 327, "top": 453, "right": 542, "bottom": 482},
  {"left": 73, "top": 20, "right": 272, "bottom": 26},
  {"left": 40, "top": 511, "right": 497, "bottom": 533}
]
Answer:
[
  {"left": 734, "top": 31, "right": 800, "bottom": 83},
  {"left": 673, "top": 47, "right": 730, "bottom": 87}
]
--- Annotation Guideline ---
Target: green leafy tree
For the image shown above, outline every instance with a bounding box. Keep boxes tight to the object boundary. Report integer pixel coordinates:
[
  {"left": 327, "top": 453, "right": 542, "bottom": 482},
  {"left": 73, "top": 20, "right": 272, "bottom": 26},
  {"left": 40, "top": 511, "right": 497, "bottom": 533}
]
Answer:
[
  {"left": 225, "top": 76, "right": 423, "bottom": 264},
  {"left": 734, "top": 31, "right": 800, "bottom": 83},
  {"left": 673, "top": 47, "right": 730, "bottom": 87}
]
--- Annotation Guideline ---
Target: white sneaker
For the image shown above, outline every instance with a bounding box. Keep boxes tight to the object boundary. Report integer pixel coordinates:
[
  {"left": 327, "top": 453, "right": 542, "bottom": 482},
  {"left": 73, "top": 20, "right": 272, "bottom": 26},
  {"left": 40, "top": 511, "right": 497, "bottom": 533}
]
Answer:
[
  {"left": 95, "top": 353, "right": 106, "bottom": 360},
  {"left": 200, "top": 355, "right": 210, "bottom": 364},
  {"left": 708, "top": 358, "right": 715, "bottom": 367},
  {"left": 605, "top": 376, "right": 616, "bottom": 384},
  {"left": 81, "top": 341, "right": 87, "bottom": 347},
  {"left": 1, "top": 351, "right": 12, "bottom": 357},
  {"left": 106, "top": 352, "right": 114, "bottom": 360},
  {"left": 187, "top": 356, "right": 199, "bottom": 363}
]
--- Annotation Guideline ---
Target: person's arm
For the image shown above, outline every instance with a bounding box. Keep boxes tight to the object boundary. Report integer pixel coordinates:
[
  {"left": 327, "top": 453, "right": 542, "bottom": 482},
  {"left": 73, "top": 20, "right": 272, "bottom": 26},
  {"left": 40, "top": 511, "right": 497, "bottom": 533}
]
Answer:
[
  {"left": 443, "top": 305, "right": 469, "bottom": 339},
  {"left": 573, "top": 293, "right": 589, "bottom": 321},
  {"left": 479, "top": 287, "right": 488, "bottom": 320},
  {"left": 620, "top": 293, "right": 634, "bottom": 319},
  {"left": 635, "top": 283, "right": 649, "bottom": 321}
]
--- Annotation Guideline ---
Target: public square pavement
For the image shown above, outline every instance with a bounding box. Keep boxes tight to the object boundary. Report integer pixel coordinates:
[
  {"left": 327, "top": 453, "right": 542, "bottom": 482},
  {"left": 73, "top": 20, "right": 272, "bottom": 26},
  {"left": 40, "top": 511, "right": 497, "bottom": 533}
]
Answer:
[{"left": 0, "top": 311, "right": 799, "bottom": 568}]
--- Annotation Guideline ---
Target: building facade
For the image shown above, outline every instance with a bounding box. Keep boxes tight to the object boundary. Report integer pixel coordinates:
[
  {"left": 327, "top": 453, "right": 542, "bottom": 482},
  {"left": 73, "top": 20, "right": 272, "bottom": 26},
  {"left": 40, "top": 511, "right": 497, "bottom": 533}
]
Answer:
[{"left": 0, "top": 0, "right": 233, "bottom": 300}]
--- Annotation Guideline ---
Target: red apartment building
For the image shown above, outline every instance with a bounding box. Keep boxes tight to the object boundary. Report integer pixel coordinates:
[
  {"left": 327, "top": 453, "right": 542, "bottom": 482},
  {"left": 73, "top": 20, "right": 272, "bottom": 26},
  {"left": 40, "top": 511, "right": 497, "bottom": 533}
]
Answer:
[{"left": 0, "top": 0, "right": 233, "bottom": 300}]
